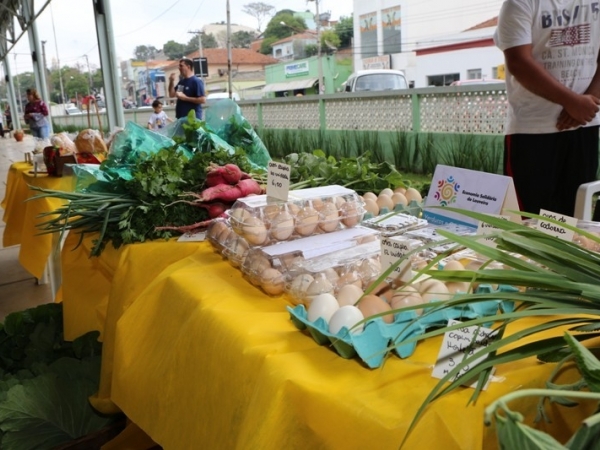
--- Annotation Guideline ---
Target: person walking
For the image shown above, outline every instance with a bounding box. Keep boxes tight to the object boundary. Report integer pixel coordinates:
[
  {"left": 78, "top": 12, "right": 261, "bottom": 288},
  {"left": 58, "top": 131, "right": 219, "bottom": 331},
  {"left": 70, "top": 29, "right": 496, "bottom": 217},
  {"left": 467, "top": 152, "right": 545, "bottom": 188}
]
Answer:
[
  {"left": 0, "top": 107, "right": 4, "bottom": 138},
  {"left": 4, "top": 104, "right": 12, "bottom": 133},
  {"left": 24, "top": 88, "right": 50, "bottom": 139},
  {"left": 168, "top": 57, "right": 206, "bottom": 120},
  {"left": 494, "top": 0, "right": 600, "bottom": 216}
]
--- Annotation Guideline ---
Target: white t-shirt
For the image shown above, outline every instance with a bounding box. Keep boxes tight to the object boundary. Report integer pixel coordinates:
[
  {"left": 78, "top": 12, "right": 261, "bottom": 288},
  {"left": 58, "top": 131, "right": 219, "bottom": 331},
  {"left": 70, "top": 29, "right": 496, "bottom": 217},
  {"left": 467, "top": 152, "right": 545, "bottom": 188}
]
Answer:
[
  {"left": 494, "top": 0, "right": 600, "bottom": 134},
  {"left": 148, "top": 111, "right": 169, "bottom": 130}
]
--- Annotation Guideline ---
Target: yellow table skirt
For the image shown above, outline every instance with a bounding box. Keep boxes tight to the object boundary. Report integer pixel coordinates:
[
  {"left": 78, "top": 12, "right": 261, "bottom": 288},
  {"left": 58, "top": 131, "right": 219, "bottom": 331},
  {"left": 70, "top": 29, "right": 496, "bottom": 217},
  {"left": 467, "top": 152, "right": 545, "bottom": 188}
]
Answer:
[
  {"left": 61, "top": 234, "right": 596, "bottom": 450},
  {"left": 1, "top": 161, "right": 73, "bottom": 279}
]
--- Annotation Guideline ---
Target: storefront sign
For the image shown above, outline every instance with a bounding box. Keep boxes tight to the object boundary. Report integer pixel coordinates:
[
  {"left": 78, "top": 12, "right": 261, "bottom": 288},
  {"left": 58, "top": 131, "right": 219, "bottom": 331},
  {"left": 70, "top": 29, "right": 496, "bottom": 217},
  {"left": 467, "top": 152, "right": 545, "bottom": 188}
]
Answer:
[
  {"left": 285, "top": 61, "right": 310, "bottom": 78},
  {"left": 423, "top": 165, "right": 520, "bottom": 228}
]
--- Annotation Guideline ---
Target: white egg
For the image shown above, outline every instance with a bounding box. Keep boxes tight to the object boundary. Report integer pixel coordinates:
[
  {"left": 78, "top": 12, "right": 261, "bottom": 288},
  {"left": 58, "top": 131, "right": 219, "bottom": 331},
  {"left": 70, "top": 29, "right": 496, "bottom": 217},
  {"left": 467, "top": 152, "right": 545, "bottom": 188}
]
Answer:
[
  {"left": 322, "top": 268, "right": 340, "bottom": 284},
  {"left": 307, "top": 293, "right": 339, "bottom": 323},
  {"left": 446, "top": 281, "right": 471, "bottom": 294},
  {"left": 379, "top": 188, "right": 394, "bottom": 198},
  {"left": 390, "top": 293, "right": 425, "bottom": 315},
  {"left": 336, "top": 284, "right": 364, "bottom": 306},
  {"left": 328, "top": 306, "right": 365, "bottom": 335}
]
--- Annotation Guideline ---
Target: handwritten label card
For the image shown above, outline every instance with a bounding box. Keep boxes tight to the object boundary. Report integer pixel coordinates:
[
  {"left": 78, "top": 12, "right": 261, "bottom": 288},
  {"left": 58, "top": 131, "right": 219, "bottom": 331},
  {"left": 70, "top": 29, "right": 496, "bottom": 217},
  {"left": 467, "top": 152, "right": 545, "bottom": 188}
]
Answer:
[
  {"left": 534, "top": 209, "right": 577, "bottom": 242},
  {"left": 177, "top": 231, "right": 206, "bottom": 242},
  {"left": 432, "top": 319, "right": 497, "bottom": 389},
  {"left": 266, "top": 161, "right": 291, "bottom": 201},
  {"left": 380, "top": 237, "right": 421, "bottom": 282},
  {"left": 476, "top": 215, "right": 510, "bottom": 248}
]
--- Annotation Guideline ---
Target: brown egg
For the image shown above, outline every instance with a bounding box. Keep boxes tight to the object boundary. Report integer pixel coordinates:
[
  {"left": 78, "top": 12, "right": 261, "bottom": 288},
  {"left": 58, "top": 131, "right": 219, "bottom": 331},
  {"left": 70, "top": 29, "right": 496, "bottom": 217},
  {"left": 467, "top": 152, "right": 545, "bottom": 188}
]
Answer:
[
  {"left": 391, "top": 193, "right": 408, "bottom": 207},
  {"left": 363, "top": 192, "right": 378, "bottom": 202},
  {"left": 357, "top": 294, "right": 394, "bottom": 323},
  {"left": 390, "top": 293, "right": 424, "bottom": 315},
  {"left": 340, "top": 201, "right": 363, "bottom": 227},
  {"left": 376, "top": 194, "right": 394, "bottom": 212},
  {"left": 405, "top": 187, "right": 423, "bottom": 203},
  {"left": 379, "top": 188, "right": 394, "bottom": 198},
  {"left": 261, "top": 268, "right": 285, "bottom": 295},
  {"left": 319, "top": 202, "right": 340, "bottom": 232},
  {"left": 270, "top": 211, "right": 295, "bottom": 241},
  {"left": 242, "top": 217, "right": 268, "bottom": 245},
  {"left": 295, "top": 207, "right": 319, "bottom": 236},
  {"left": 363, "top": 198, "right": 379, "bottom": 215}
]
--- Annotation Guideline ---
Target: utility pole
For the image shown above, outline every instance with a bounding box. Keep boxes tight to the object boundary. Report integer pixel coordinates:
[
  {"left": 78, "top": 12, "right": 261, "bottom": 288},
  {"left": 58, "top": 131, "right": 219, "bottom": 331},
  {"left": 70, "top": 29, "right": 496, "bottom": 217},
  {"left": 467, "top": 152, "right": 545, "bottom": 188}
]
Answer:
[
  {"left": 83, "top": 54, "right": 92, "bottom": 95},
  {"left": 309, "top": 0, "right": 324, "bottom": 95},
  {"left": 188, "top": 29, "right": 204, "bottom": 77},
  {"left": 41, "top": 40, "right": 51, "bottom": 103},
  {"left": 227, "top": 0, "right": 232, "bottom": 98}
]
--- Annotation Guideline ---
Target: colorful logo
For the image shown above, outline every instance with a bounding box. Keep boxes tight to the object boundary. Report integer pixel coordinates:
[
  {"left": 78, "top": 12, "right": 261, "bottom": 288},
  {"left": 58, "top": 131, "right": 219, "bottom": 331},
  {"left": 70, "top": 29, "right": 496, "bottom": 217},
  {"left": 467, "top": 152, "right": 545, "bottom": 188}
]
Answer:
[{"left": 433, "top": 176, "right": 460, "bottom": 206}]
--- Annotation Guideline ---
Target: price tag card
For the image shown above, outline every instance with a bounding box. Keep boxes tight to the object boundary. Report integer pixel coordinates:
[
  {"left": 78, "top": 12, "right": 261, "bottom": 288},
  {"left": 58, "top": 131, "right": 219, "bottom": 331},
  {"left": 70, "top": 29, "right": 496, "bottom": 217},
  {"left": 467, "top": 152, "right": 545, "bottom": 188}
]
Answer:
[
  {"left": 432, "top": 319, "right": 497, "bottom": 389},
  {"left": 534, "top": 209, "right": 577, "bottom": 242},
  {"left": 177, "top": 231, "right": 206, "bottom": 242},
  {"left": 476, "top": 215, "right": 510, "bottom": 248},
  {"left": 266, "top": 161, "right": 291, "bottom": 201},
  {"left": 380, "top": 237, "right": 422, "bottom": 282}
]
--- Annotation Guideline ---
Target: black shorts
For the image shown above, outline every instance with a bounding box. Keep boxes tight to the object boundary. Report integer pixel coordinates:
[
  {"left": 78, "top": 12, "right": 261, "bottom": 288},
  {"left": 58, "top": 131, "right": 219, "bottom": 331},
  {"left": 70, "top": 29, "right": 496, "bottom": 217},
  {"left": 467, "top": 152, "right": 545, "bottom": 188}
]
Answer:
[{"left": 504, "top": 126, "right": 599, "bottom": 216}]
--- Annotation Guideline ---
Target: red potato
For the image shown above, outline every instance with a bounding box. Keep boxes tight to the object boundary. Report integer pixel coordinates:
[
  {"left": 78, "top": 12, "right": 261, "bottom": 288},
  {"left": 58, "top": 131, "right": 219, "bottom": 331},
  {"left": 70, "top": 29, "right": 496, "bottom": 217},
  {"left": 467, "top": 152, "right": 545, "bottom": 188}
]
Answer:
[
  {"left": 199, "top": 178, "right": 263, "bottom": 202},
  {"left": 205, "top": 163, "right": 244, "bottom": 187}
]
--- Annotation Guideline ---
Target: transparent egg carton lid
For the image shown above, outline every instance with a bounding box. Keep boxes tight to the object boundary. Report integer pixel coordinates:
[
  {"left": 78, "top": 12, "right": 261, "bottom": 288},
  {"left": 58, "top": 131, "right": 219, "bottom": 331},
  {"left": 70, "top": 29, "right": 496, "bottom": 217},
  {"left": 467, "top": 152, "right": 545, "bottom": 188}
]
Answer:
[
  {"left": 361, "top": 211, "right": 427, "bottom": 237},
  {"left": 290, "top": 239, "right": 381, "bottom": 274},
  {"left": 403, "top": 223, "right": 477, "bottom": 254},
  {"left": 259, "top": 226, "right": 379, "bottom": 262}
]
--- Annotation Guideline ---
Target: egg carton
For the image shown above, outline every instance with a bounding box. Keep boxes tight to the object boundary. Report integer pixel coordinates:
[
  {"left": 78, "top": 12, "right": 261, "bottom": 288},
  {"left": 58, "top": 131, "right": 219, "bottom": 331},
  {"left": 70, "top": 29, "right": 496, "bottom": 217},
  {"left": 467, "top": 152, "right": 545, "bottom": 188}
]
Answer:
[
  {"left": 242, "top": 227, "right": 380, "bottom": 296},
  {"left": 228, "top": 185, "right": 366, "bottom": 247},
  {"left": 361, "top": 210, "right": 428, "bottom": 237},
  {"left": 287, "top": 284, "right": 518, "bottom": 369},
  {"left": 361, "top": 200, "right": 424, "bottom": 222},
  {"left": 206, "top": 218, "right": 234, "bottom": 254},
  {"left": 286, "top": 239, "right": 382, "bottom": 306}
]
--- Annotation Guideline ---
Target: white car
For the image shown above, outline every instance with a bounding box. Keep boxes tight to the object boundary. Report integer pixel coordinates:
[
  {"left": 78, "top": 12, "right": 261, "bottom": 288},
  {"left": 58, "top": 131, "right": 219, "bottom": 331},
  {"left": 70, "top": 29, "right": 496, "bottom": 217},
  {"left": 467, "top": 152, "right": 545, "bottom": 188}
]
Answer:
[{"left": 343, "top": 70, "right": 409, "bottom": 92}]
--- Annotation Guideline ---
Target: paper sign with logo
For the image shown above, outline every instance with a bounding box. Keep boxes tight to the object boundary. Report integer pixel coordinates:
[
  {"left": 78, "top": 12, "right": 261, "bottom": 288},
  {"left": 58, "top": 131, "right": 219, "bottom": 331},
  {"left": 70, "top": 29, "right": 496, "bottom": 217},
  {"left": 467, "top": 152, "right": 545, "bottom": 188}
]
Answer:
[{"left": 423, "top": 165, "right": 520, "bottom": 228}]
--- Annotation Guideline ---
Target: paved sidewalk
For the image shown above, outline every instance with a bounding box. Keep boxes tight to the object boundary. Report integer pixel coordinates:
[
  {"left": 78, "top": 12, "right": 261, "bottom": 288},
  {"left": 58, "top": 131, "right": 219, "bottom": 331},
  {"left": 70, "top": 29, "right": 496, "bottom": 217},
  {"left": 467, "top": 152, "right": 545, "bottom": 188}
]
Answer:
[{"left": 0, "top": 135, "right": 53, "bottom": 321}]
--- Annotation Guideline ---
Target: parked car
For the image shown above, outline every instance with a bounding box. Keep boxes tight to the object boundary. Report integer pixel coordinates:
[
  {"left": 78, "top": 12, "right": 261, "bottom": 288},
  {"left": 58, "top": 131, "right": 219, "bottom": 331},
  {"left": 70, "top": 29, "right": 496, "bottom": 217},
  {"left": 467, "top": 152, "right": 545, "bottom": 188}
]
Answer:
[{"left": 343, "top": 69, "right": 408, "bottom": 92}]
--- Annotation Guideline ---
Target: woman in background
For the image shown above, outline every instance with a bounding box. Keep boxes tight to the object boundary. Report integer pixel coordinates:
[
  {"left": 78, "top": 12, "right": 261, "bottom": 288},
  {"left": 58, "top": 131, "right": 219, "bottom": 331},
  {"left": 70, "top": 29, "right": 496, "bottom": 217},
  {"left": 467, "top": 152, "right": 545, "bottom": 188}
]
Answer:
[{"left": 24, "top": 88, "right": 50, "bottom": 139}]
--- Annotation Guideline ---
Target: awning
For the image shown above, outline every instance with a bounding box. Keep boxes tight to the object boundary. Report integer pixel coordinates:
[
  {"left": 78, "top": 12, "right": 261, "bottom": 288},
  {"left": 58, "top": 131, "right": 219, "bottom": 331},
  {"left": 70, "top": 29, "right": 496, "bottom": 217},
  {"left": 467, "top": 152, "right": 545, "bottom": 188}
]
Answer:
[{"left": 262, "top": 78, "right": 318, "bottom": 93}]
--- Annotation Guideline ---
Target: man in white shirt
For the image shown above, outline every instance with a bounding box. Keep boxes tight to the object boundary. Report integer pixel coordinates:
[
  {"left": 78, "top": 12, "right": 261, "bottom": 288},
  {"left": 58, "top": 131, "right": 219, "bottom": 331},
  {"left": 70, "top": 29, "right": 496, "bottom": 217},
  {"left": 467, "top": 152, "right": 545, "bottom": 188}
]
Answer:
[{"left": 494, "top": 0, "right": 600, "bottom": 215}]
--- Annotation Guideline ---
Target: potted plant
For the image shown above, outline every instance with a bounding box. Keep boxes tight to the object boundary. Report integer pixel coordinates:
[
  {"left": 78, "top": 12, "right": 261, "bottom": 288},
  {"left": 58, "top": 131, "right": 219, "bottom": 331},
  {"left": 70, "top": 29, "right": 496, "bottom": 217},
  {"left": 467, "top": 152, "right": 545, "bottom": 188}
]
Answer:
[{"left": 13, "top": 129, "right": 24, "bottom": 142}]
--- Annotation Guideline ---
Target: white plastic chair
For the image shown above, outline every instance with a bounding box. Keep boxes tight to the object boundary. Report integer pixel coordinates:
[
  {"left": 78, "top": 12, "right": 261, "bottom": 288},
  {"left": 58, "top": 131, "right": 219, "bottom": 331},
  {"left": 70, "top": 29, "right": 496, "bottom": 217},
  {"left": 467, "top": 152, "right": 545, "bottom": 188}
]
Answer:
[{"left": 574, "top": 180, "right": 600, "bottom": 220}]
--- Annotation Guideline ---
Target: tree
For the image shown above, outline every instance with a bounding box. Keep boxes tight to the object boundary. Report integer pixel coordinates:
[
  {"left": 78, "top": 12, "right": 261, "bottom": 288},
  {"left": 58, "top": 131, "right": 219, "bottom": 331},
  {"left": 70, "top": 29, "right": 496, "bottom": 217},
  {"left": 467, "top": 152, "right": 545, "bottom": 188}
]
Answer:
[
  {"left": 242, "top": 2, "right": 275, "bottom": 32},
  {"left": 163, "top": 40, "right": 186, "bottom": 60},
  {"left": 134, "top": 45, "right": 158, "bottom": 60},
  {"left": 201, "top": 33, "right": 219, "bottom": 49},
  {"left": 320, "top": 29, "right": 341, "bottom": 53},
  {"left": 335, "top": 15, "right": 353, "bottom": 48},
  {"left": 260, "top": 11, "right": 307, "bottom": 55},
  {"left": 231, "top": 31, "right": 257, "bottom": 49}
]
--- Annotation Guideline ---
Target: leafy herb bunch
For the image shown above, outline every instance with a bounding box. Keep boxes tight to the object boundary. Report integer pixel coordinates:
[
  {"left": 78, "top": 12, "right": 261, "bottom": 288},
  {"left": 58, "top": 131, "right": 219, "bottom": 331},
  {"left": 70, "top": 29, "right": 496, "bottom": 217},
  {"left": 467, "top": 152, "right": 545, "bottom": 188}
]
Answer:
[
  {"left": 281, "top": 150, "right": 414, "bottom": 194},
  {"left": 35, "top": 130, "right": 256, "bottom": 256}
]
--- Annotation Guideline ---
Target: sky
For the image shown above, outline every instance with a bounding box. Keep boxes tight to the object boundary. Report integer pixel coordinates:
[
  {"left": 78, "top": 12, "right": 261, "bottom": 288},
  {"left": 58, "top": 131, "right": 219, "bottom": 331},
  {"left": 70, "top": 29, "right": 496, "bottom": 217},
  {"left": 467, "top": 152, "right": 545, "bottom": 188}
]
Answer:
[
  {"left": 6, "top": 0, "right": 503, "bottom": 75},
  {"left": 8, "top": 0, "right": 353, "bottom": 75}
]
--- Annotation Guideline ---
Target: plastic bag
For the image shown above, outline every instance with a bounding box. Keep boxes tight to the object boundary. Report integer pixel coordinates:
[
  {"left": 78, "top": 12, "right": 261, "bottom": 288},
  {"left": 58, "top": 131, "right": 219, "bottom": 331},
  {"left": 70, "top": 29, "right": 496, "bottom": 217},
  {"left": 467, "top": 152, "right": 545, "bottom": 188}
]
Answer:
[
  {"left": 108, "top": 121, "right": 177, "bottom": 165},
  {"left": 205, "top": 99, "right": 271, "bottom": 170}
]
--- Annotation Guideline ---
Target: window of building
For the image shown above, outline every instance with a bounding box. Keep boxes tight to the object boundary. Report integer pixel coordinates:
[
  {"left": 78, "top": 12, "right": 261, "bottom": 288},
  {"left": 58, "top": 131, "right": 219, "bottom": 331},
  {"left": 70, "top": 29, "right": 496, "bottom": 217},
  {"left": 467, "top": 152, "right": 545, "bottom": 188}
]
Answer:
[
  {"left": 467, "top": 69, "right": 482, "bottom": 79},
  {"left": 491, "top": 66, "right": 498, "bottom": 79},
  {"left": 427, "top": 73, "right": 460, "bottom": 87}
]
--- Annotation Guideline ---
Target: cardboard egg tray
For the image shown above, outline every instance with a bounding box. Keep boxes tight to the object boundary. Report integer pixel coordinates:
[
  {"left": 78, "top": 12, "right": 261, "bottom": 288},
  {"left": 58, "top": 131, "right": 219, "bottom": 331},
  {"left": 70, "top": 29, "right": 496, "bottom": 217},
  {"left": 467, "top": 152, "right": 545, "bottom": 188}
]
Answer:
[
  {"left": 228, "top": 185, "right": 366, "bottom": 247},
  {"left": 287, "top": 284, "right": 518, "bottom": 369}
]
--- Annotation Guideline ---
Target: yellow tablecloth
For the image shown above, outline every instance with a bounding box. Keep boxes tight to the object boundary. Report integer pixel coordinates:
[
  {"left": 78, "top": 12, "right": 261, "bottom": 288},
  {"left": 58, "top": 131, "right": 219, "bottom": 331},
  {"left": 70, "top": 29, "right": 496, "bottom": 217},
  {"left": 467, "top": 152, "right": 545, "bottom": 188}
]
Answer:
[
  {"left": 61, "top": 234, "right": 595, "bottom": 450},
  {"left": 1, "top": 162, "right": 73, "bottom": 279}
]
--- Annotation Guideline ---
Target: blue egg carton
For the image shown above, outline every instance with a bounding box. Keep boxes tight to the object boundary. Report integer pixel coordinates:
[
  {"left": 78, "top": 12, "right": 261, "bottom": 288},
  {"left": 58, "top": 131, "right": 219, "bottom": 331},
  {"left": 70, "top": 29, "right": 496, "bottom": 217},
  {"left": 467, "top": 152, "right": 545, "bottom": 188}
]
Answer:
[{"left": 287, "top": 284, "right": 518, "bottom": 369}]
